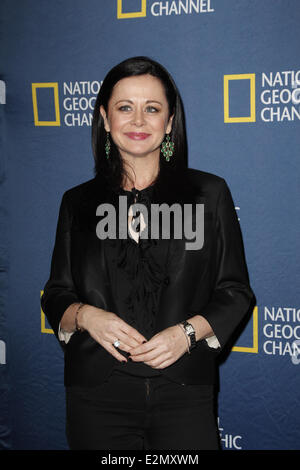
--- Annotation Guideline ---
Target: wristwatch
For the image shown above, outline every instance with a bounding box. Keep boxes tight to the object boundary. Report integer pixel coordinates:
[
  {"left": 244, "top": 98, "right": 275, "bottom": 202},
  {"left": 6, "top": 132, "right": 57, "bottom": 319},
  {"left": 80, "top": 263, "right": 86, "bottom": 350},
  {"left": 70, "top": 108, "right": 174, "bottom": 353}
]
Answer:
[{"left": 181, "top": 320, "right": 196, "bottom": 351}]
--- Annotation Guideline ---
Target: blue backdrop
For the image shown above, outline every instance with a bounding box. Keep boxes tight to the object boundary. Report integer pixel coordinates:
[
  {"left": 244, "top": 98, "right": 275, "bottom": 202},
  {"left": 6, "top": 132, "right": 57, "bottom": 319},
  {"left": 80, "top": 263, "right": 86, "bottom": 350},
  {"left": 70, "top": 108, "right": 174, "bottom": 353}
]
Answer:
[{"left": 1, "top": 0, "right": 300, "bottom": 450}]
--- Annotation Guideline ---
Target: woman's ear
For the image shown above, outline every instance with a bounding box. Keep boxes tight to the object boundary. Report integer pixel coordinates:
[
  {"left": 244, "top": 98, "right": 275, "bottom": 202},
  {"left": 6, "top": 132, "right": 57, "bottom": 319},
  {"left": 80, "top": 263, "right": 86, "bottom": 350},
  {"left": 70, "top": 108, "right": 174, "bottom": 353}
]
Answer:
[
  {"left": 100, "top": 105, "right": 110, "bottom": 132},
  {"left": 166, "top": 114, "right": 174, "bottom": 135}
]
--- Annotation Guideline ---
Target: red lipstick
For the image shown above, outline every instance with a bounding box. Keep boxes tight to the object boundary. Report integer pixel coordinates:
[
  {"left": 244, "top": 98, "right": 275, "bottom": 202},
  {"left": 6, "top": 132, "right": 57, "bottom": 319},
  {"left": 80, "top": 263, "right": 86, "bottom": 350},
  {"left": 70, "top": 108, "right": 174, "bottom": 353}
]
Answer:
[{"left": 125, "top": 132, "right": 151, "bottom": 140}]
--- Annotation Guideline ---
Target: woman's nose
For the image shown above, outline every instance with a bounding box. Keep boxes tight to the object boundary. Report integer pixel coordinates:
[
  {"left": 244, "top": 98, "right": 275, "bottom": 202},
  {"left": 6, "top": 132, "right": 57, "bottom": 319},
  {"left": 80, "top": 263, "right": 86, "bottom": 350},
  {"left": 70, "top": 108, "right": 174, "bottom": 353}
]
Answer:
[{"left": 131, "top": 108, "right": 145, "bottom": 126}]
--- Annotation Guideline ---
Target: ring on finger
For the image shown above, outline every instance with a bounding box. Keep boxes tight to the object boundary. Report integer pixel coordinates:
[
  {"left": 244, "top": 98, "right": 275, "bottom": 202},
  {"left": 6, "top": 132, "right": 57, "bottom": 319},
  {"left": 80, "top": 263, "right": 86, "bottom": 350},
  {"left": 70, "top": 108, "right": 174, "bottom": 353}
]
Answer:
[{"left": 113, "top": 339, "right": 120, "bottom": 348}]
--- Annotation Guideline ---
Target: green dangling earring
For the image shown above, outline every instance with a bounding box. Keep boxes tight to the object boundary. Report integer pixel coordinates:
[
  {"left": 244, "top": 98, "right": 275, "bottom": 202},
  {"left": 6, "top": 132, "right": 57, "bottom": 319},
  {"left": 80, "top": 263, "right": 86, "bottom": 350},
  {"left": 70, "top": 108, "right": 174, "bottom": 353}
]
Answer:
[
  {"left": 161, "top": 134, "right": 175, "bottom": 162},
  {"left": 105, "top": 132, "right": 111, "bottom": 159}
]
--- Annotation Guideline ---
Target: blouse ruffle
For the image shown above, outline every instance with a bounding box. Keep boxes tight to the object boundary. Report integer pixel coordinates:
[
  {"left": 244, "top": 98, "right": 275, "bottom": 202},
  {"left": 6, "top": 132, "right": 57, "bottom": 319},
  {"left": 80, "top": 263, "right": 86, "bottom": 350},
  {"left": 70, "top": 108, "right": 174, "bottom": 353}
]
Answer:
[{"left": 114, "top": 185, "right": 167, "bottom": 338}]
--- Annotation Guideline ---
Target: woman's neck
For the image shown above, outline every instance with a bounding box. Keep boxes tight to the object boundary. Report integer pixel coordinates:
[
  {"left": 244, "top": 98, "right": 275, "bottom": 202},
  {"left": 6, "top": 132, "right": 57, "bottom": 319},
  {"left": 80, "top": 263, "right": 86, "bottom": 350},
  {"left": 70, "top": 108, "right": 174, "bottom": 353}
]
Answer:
[{"left": 121, "top": 156, "right": 160, "bottom": 191}]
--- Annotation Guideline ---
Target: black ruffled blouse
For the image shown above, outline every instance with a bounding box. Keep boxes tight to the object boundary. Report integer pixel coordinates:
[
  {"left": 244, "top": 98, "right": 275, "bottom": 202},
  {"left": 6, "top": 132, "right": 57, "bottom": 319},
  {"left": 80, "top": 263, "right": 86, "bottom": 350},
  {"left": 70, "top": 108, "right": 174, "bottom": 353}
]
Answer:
[{"left": 105, "top": 180, "right": 170, "bottom": 377}]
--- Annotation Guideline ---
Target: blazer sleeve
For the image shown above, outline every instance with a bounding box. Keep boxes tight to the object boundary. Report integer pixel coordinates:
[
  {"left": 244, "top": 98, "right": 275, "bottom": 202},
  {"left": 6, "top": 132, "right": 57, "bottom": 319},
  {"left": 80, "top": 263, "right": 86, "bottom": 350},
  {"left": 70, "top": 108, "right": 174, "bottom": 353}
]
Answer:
[
  {"left": 40, "top": 191, "right": 80, "bottom": 341},
  {"left": 200, "top": 178, "right": 256, "bottom": 350}
]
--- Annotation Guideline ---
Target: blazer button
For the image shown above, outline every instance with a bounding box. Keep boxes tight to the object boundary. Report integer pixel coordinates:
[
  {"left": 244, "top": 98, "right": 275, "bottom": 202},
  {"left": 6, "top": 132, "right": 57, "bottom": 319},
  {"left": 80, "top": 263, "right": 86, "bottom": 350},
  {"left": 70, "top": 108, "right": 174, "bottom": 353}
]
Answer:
[{"left": 164, "top": 276, "right": 169, "bottom": 286}]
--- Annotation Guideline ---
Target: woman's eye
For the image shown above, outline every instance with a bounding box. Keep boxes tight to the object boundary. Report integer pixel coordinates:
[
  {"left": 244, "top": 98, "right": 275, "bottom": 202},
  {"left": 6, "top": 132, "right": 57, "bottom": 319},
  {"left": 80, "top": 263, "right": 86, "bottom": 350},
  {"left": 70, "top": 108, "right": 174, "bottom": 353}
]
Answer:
[
  {"left": 146, "top": 106, "right": 159, "bottom": 113},
  {"left": 119, "top": 105, "right": 131, "bottom": 112}
]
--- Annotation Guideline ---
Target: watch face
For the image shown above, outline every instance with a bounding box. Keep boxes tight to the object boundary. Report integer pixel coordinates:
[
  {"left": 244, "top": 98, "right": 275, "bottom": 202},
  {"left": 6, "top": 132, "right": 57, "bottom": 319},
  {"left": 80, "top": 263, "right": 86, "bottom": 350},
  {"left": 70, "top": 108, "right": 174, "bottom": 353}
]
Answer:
[{"left": 186, "top": 325, "right": 194, "bottom": 335}]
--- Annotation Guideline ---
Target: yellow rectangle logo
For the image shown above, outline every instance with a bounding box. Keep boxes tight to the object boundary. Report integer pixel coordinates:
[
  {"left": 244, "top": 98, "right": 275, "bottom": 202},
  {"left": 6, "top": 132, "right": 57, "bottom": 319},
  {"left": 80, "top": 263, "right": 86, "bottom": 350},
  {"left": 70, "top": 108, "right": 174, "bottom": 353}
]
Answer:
[
  {"left": 32, "top": 82, "right": 61, "bottom": 126},
  {"left": 40, "top": 291, "right": 54, "bottom": 334},
  {"left": 224, "top": 74, "right": 256, "bottom": 123},
  {"left": 232, "top": 306, "right": 258, "bottom": 353},
  {"left": 117, "top": 0, "right": 146, "bottom": 18}
]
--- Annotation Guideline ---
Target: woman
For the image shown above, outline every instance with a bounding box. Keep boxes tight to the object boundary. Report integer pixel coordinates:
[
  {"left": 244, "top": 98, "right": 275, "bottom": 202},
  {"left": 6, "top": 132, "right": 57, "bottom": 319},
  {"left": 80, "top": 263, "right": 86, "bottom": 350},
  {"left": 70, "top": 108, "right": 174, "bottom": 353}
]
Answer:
[{"left": 41, "top": 56, "right": 255, "bottom": 450}]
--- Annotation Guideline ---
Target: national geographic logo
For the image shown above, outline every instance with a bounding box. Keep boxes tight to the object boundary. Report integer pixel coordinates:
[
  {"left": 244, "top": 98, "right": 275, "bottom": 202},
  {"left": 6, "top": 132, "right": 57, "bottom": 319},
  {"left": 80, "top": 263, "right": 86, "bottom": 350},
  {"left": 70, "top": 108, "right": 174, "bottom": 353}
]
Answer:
[
  {"left": 31, "top": 81, "right": 102, "bottom": 127},
  {"left": 118, "top": 0, "right": 146, "bottom": 18},
  {"left": 232, "top": 306, "right": 258, "bottom": 354},
  {"left": 224, "top": 70, "right": 300, "bottom": 124},
  {"left": 262, "top": 306, "right": 300, "bottom": 360},
  {"left": 117, "top": 0, "right": 214, "bottom": 19},
  {"left": 32, "top": 83, "right": 61, "bottom": 126},
  {"left": 40, "top": 291, "right": 53, "bottom": 334},
  {"left": 224, "top": 74, "right": 256, "bottom": 123}
]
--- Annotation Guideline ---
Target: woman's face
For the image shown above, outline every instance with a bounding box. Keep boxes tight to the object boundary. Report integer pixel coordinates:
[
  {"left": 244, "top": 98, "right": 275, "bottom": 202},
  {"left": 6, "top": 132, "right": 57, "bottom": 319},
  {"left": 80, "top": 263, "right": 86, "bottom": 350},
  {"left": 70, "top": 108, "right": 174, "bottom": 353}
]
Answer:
[{"left": 100, "top": 74, "right": 173, "bottom": 162}]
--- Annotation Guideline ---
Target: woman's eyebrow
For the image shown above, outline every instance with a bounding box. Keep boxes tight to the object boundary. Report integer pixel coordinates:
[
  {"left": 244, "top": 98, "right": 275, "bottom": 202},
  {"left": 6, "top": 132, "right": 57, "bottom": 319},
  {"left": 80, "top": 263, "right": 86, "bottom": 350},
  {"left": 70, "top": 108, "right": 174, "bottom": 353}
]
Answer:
[
  {"left": 114, "top": 99, "right": 133, "bottom": 105},
  {"left": 113, "top": 99, "right": 163, "bottom": 105},
  {"left": 145, "top": 100, "right": 162, "bottom": 105}
]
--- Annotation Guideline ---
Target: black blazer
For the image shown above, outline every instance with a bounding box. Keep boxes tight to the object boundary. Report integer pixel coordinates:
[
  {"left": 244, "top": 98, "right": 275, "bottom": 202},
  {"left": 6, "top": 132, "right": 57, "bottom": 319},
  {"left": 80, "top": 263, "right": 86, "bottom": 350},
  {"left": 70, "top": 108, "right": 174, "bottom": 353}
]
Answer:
[{"left": 41, "top": 167, "right": 255, "bottom": 386}]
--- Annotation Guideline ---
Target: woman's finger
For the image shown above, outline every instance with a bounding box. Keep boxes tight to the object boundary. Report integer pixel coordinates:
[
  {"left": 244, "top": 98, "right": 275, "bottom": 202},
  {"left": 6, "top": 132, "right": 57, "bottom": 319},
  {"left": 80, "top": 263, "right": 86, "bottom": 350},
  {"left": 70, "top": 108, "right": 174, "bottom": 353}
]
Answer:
[
  {"left": 120, "top": 322, "right": 148, "bottom": 345},
  {"left": 152, "top": 358, "right": 173, "bottom": 369},
  {"left": 130, "top": 341, "right": 164, "bottom": 362},
  {"left": 84, "top": 329, "right": 125, "bottom": 362},
  {"left": 104, "top": 340, "right": 128, "bottom": 363},
  {"left": 114, "top": 330, "right": 145, "bottom": 350},
  {"left": 99, "top": 313, "right": 148, "bottom": 346}
]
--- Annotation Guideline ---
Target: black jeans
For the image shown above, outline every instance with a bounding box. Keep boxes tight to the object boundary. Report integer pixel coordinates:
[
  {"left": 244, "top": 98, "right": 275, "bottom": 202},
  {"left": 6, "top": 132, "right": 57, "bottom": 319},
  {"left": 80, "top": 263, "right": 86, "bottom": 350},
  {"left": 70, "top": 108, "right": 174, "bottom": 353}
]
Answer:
[{"left": 66, "top": 368, "right": 220, "bottom": 450}]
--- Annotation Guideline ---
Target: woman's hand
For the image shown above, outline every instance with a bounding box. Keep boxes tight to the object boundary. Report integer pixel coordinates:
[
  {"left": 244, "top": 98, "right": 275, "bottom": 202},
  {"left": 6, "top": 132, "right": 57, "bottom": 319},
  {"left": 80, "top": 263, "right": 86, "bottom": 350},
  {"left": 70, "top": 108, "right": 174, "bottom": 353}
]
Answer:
[
  {"left": 128, "top": 324, "right": 189, "bottom": 369},
  {"left": 78, "top": 305, "right": 148, "bottom": 363}
]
